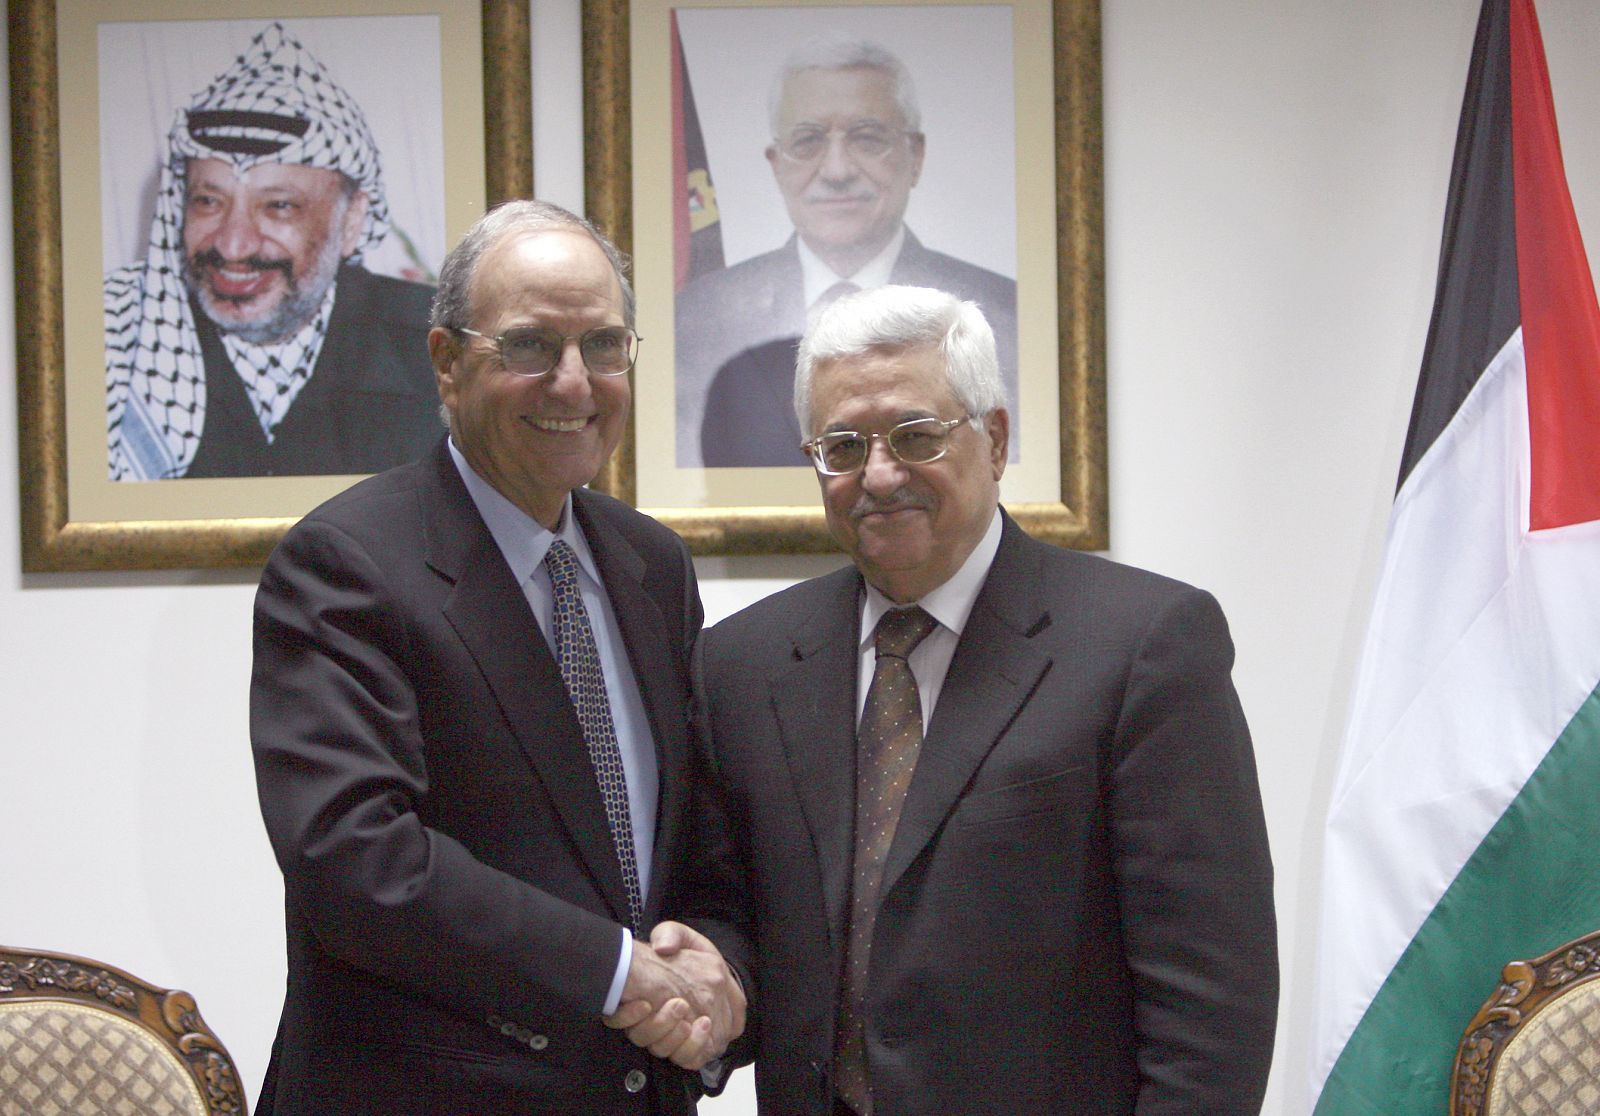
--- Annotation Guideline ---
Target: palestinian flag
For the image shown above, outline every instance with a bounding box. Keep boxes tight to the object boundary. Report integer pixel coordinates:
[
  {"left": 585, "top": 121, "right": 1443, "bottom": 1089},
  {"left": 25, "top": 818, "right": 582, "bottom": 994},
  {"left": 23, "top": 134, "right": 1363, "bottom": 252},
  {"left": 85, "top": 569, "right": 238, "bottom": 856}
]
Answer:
[
  {"left": 671, "top": 12, "right": 724, "bottom": 290},
  {"left": 1309, "top": 0, "right": 1600, "bottom": 1111}
]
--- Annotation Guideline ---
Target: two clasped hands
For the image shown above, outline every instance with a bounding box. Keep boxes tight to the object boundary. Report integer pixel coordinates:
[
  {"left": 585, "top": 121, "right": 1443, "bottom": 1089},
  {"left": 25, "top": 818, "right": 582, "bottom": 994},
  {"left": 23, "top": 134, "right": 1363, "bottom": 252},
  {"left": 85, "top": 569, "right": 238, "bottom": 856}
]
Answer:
[{"left": 605, "top": 921, "right": 746, "bottom": 1072}]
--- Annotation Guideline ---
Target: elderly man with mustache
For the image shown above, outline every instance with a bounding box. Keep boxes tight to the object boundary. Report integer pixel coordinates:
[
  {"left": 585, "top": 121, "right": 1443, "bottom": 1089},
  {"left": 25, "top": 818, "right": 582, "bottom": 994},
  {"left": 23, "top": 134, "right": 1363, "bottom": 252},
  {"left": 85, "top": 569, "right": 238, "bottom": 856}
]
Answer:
[
  {"left": 103, "top": 22, "right": 440, "bottom": 480},
  {"left": 622, "top": 284, "right": 1279, "bottom": 1115},
  {"left": 671, "top": 34, "right": 1019, "bottom": 470}
]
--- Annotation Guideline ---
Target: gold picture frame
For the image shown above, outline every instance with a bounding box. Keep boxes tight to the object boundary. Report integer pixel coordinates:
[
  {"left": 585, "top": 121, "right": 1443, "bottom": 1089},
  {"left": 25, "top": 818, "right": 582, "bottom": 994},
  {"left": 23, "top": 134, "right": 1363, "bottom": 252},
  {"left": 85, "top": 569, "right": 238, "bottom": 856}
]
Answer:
[
  {"left": 583, "top": 0, "right": 1106, "bottom": 554},
  {"left": 12, "top": 0, "right": 531, "bottom": 572}
]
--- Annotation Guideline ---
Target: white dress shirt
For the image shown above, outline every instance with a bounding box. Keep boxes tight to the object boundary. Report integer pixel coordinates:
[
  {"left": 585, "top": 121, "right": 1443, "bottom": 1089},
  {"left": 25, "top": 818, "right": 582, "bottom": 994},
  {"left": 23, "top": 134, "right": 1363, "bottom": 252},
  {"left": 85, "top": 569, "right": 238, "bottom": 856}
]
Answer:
[
  {"left": 797, "top": 224, "right": 907, "bottom": 309},
  {"left": 855, "top": 507, "right": 1003, "bottom": 728}
]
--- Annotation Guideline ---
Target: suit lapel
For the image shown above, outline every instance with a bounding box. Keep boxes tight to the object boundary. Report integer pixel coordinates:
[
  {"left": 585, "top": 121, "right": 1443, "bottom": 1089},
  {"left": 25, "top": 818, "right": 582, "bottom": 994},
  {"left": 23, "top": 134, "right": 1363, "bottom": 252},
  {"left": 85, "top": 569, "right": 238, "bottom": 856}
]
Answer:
[
  {"left": 770, "top": 568, "right": 864, "bottom": 947},
  {"left": 422, "top": 449, "right": 634, "bottom": 926},
  {"left": 572, "top": 491, "right": 688, "bottom": 925},
  {"left": 881, "top": 517, "right": 1053, "bottom": 898}
]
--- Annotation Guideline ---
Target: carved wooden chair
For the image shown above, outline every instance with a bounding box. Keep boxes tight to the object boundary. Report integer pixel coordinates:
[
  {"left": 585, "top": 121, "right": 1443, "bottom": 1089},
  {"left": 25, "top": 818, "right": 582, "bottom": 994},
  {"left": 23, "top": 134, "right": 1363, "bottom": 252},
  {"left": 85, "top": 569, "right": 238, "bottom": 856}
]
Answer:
[
  {"left": 1450, "top": 928, "right": 1600, "bottom": 1116},
  {"left": 0, "top": 946, "right": 248, "bottom": 1115}
]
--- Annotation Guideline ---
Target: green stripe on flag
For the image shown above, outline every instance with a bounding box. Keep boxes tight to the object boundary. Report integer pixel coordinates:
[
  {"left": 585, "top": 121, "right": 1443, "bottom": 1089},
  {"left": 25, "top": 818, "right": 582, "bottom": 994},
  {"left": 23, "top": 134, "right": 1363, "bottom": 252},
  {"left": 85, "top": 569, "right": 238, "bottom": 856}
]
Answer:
[{"left": 1315, "top": 680, "right": 1600, "bottom": 1114}]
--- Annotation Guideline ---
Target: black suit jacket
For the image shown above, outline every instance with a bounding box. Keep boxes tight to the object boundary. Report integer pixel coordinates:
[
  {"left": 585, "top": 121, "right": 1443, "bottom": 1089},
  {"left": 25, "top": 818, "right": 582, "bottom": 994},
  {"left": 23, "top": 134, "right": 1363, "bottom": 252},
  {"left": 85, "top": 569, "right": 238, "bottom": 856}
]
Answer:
[
  {"left": 673, "top": 232, "right": 1019, "bottom": 468},
  {"left": 689, "top": 512, "right": 1278, "bottom": 1115},
  {"left": 186, "top": 265, "right": 441, "bottom": 478},
  {"left": 251, "top": 440, "right": 704, "bottom": 1115}
]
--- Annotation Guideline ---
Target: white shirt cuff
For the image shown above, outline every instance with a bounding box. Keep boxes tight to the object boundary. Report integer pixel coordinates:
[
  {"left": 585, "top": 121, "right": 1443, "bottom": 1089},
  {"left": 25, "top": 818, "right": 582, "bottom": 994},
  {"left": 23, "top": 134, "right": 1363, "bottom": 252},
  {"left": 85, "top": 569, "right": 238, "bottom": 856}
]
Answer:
[{"left": 601, "top": 927, "right": 633, "bottom": 1016}]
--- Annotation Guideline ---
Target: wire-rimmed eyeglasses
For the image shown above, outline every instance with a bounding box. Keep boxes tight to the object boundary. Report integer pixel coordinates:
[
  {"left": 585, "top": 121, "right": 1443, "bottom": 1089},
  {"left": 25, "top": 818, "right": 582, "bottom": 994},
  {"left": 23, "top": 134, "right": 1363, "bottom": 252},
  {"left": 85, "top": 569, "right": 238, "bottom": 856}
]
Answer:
[
  {"left": 453, "top": 325, "right": 640, "bottom": 378},
  {"left": 801, "top": 415, "right": 972, "bottom": 476},
  {"left": 771, "top": 123, "right": 919, "bottom": 165}
]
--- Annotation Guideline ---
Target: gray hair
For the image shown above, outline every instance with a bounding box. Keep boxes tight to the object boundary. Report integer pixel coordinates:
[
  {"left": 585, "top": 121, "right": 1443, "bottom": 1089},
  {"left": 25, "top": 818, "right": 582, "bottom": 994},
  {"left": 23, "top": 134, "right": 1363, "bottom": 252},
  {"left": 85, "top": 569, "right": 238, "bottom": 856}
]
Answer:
[
  {"left": 794, "top": 285, "right": 1004, "bottom": 435},
  {"left": 767, "top": 34, "right": 922, "bottom": 137},
  {"left": 429, "top": 199, "right": 636, "bottom": 332}
]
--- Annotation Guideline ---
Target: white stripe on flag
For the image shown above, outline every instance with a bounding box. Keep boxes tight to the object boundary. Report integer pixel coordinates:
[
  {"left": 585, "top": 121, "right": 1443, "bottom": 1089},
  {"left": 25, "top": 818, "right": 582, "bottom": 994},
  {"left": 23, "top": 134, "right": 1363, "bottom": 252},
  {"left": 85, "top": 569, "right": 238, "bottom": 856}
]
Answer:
[{"left": 1310, "top": 328, "right": 1600, "bottom": 1096}]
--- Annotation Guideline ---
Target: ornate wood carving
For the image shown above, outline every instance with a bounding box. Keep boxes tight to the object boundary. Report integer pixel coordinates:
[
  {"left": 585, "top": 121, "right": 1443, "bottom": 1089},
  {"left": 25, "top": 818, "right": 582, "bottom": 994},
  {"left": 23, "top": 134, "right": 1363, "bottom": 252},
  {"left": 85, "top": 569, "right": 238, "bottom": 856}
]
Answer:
[
  {"left": 1449, "top": 930, "right": 1600, "bottom": 1116},
  {"left": 1, "top": 946, "right": 248, "bottom": 1115}
]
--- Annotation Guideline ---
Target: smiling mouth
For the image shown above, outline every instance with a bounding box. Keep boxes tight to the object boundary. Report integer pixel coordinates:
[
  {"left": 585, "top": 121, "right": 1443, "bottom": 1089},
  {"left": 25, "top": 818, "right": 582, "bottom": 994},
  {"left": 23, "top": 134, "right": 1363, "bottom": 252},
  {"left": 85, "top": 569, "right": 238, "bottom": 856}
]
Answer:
[{"left": 526, "top": 416, "right": 591, "bottom": 434}]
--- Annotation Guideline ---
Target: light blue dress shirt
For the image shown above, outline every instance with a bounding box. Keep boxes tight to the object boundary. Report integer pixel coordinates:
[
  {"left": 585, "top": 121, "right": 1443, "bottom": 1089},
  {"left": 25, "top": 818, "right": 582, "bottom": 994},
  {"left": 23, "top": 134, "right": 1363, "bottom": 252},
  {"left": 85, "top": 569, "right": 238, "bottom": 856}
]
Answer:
[{"left": 448, "top": 439, "right": 653, "bottom": 1014}]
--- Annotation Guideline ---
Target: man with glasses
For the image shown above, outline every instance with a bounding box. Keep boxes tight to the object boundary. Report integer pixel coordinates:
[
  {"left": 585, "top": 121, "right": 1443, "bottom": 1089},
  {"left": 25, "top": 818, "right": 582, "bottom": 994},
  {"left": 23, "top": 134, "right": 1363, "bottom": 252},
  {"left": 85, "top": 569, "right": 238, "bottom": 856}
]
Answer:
[
  {"left": 673, "top": 34, "right": 1018, "bottom": 469},
  {"left": 621, "top": 286, "right": 1277, "bottom": 1113},
  {"left": 251, "top": 200, "right": 743, "bottom": 1114}
]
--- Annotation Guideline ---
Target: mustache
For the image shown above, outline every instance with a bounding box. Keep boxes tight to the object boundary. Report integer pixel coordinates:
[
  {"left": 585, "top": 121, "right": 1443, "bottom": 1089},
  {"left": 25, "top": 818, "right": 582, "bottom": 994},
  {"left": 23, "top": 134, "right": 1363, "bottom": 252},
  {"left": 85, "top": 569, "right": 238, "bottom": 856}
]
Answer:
[
  {"left": 188, "top": 248, "right": 293, "bottom": 286},
  {"left": 849, "top": 490, "right": 932, "bottom": 521}
]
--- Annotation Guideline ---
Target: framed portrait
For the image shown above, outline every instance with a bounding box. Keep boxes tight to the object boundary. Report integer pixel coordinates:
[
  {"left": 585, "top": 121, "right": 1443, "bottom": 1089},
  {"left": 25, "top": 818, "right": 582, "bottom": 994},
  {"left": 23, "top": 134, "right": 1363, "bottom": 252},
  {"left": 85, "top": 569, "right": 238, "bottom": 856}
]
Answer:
[
  {"left": 13, "top": 0, "right": 531, "bottom": 572},
  {"left": 584, "top": 0, "right": 1106, "bottom": 554}
]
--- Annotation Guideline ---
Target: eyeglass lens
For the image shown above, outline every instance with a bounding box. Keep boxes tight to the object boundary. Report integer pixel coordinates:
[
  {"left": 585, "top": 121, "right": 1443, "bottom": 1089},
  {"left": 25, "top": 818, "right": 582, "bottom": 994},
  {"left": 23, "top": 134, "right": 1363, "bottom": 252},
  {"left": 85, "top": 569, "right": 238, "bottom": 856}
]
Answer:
[
  {"left": 814, "top": 418, "right": 953, "bottom": 474},
  {"left": 499, "top": 327, "right": 637, "bottom": 377},
  {"left": 779, "top": 124, "right": 902, "bottom": 163}
]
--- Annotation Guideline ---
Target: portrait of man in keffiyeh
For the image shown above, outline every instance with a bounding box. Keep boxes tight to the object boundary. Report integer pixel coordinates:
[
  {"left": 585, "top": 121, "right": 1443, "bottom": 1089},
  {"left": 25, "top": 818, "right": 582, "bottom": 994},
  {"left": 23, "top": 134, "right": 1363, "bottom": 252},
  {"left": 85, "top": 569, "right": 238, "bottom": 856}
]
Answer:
[{"left": 104, "top": 21, "right": 443, "bottom": 481}]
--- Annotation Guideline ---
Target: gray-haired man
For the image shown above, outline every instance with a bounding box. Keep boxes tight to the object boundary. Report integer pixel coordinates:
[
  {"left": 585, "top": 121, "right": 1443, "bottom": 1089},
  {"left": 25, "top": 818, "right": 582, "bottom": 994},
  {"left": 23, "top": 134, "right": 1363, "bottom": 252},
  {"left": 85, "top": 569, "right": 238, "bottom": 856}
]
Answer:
[
  {"left": 104, "top": 22, "right": 440, "bottom": 480},
  {"left": 674, "top": 34, "right": 1018, "bottom": 470}
]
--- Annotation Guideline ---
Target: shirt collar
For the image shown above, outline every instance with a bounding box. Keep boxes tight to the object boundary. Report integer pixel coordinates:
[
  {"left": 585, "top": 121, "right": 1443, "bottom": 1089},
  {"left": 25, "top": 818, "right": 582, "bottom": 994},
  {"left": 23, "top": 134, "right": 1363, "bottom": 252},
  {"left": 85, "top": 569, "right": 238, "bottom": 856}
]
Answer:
[
  {"left": 859, "top": 505, "right": 1002, "bottom": 648},
  {"left": 446, "top": 436, "right": 601, "bottom": 585},
  {"left": 798, "top": 224, "right": 907, "bottom": 309}
]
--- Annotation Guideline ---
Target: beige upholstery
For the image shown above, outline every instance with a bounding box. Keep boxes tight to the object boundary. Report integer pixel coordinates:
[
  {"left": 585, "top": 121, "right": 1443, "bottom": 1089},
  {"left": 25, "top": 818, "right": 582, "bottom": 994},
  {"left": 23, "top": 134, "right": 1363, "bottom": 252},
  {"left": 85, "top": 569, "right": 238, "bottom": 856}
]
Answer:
[
  {"left": 0, "top": 948, "right": 246, "bottom": 1116},
  {"left": 1452, "top": 930, "right": 1600, "bottom": 1116}
]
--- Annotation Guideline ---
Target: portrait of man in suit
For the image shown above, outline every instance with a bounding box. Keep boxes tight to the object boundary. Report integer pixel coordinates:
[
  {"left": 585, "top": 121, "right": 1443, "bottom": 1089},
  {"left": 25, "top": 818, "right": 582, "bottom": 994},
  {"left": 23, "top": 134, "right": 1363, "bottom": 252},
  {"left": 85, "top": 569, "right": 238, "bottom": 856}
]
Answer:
[
  {"left": 625, "top": 286, "right": 1277, "bottom": 1113},
  {"left": 103, "top": 21, "right": 443, "bottom": 481},
  {"left": 250, "top": 200, "right": 742, "bottom": 1114},
  {"left": 673, "top": 33, "right": 1019, "bottom": 469}
]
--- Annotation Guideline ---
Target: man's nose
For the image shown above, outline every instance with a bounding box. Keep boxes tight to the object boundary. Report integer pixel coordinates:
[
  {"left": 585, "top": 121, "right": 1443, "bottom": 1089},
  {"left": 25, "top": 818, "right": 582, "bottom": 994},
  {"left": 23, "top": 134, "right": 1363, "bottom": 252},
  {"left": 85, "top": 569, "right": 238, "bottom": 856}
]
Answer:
[
  {"left": 540, "top": 338, "right": 595, "bottom": 401},
  {"left": 214, "top": 205, "right": 264, "bottom": 261},
  {"left": 817, "top": 133, "right": 859, "bottom": 182},
  {"left": 859, "top": 436, "right": 908, "bottom": 493}
]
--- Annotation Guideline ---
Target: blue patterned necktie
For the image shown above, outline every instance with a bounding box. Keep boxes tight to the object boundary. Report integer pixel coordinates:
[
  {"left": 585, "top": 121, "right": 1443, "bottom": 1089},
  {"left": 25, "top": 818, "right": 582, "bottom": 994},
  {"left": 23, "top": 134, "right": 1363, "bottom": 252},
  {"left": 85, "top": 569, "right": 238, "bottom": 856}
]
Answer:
[
  {"left": 543, "top": 539, "right": 643, "bottom": 931},
  {"left": 835, "top": 605, "right": 939, "bottom": 1116}
]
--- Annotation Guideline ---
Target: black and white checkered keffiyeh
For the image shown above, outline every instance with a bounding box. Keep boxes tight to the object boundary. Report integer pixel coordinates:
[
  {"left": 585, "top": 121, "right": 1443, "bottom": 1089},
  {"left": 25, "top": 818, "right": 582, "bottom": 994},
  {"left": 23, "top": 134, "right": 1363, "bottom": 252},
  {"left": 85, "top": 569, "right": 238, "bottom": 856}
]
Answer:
[{"left": 104, "top": 21, "right": 388, "bottom": 480}]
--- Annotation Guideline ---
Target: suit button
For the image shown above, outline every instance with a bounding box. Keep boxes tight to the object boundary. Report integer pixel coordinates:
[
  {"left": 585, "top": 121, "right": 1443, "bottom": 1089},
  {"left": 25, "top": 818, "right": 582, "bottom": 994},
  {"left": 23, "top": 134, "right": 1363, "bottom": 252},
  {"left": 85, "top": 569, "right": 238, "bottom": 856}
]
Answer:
[
  {"left": 528, "top": 1033, "right": 548, "bottom": 1050},
  {"left": 624, "top": 1068, "right": 647, "bottom": 1093}
]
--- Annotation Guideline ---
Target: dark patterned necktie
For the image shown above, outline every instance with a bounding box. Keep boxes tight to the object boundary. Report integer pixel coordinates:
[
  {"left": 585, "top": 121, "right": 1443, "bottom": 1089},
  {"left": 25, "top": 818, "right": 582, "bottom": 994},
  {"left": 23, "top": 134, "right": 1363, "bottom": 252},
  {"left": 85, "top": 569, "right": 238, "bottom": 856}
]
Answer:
[
  {"left": 544, "top": 539, "right": 643, "bottom": 931},
  {"left": 835, "top": 606, "right": 939, "bottom": 1116}
]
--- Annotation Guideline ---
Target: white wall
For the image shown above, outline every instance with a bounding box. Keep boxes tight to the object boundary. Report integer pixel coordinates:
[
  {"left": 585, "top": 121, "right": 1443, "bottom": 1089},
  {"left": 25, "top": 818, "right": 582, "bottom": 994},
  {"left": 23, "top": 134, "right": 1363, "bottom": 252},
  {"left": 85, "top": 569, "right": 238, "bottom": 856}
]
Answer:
[{"left": 7, "top": 4, "right": 1600, "bottom": 1114}]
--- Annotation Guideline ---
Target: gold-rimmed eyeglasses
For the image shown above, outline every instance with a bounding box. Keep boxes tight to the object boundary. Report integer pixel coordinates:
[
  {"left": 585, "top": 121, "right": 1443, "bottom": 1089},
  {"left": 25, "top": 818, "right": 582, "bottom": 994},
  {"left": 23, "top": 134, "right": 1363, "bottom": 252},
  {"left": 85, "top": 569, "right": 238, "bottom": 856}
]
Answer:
[
  {"left": 801, "top": 415, "right": 972, "bottom": 476},
  {"left": 452, "top": 325, "right": 640, "bottom": 378}
]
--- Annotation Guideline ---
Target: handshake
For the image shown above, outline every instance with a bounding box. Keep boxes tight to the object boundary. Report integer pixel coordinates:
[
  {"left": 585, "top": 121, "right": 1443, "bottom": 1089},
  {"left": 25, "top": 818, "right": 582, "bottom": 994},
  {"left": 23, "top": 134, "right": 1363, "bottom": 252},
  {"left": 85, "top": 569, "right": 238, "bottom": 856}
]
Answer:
[{"left": 604, "top": 921, "right": 746, "bottom": 1071}]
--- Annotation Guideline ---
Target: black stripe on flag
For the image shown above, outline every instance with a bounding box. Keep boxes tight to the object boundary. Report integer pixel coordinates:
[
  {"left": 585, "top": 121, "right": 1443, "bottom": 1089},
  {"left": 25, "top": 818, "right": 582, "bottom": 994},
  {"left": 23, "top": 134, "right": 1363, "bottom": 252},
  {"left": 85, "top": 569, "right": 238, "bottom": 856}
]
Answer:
[{"left": 1399, "top": 0, "right": 1521, "bottom": 493}]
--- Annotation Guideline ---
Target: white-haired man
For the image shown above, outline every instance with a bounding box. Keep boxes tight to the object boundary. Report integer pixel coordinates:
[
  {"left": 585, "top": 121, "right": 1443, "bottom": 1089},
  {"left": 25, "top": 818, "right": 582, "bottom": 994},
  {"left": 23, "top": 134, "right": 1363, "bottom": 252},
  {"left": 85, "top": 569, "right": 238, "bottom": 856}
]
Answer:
[
  {"left": 629, "top": 286, "right": 1277, "bottom": 1113},
  {"left": 104, "top": 22, "right": 440, "bottom": 480},
  {"left": 674, "top": 35, "right": 1019, "bottom": 469}
]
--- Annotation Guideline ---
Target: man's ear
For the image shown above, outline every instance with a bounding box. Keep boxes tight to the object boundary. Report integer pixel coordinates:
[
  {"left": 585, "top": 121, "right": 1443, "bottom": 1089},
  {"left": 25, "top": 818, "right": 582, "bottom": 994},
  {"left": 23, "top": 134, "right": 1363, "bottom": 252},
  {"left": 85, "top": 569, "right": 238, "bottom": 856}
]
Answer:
[
  {"left": 429, "top": 327, "right": 460, "bottom": 407},
  {"left": 339, "top": 191, "right": 370, "bottom": 258},
  {"left": 907, "top": 132, "right": 927, "bottom": 188},
  {"left": 985, "top": 407, "right": 1009, "bottom": 480}
]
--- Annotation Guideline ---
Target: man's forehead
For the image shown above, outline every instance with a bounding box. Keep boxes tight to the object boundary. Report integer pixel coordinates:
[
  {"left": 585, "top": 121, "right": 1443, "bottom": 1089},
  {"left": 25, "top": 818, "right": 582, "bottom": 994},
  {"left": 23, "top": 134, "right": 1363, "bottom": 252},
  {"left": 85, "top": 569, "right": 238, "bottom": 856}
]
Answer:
[
  {"left": 813, "top": 344, "right": 955, "bottom": 419},
  {"left": 185, "top": 156, "right": 347, "bottom": 194},
  {"left": 467, "top": 227, "right": 623, "bottom": 318},
  {"left": 779, "top": 66, "right": 903, "bottom": 123}
]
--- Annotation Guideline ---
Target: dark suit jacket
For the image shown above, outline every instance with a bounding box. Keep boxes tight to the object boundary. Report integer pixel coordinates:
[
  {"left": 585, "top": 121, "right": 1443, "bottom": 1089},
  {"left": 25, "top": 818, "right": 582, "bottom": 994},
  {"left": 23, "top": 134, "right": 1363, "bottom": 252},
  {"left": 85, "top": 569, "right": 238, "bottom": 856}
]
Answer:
[
  {"left": 251, "top": 439, "right": 705, "bottom": 1115},
  {"left": 186, "top": 265, "right": 441, "bottom": 478},
  {"left": 689, "top": 512, "right": 1278, "bottom": 1115},
  {"left": 673, "top": 232, "right": 1019, "bottom": 468}
]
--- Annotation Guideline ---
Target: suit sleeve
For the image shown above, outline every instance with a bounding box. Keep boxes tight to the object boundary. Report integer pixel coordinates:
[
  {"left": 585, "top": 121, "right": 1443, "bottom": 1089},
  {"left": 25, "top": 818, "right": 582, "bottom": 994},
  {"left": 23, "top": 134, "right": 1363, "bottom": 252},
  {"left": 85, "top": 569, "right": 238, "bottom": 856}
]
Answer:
[
  {"left": 251, "top": 515, "right": 624, "bottom": 1023},
  {"left": 670, "top": 635, "right": 759, "bottom": 1079},
  {"left": 1107, "top": 587, "right": 1278, "bottom": 1113}
]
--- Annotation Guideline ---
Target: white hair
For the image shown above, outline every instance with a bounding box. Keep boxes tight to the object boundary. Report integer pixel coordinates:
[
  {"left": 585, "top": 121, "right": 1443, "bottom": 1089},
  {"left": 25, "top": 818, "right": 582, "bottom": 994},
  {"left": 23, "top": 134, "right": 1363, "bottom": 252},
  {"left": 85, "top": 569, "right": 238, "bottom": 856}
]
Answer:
[
  {"left": 794, "top": 285, "right": 1004, "bottom": 435},
  {"left": 767, "top": 33, "right": 922, "bottom": 136}
]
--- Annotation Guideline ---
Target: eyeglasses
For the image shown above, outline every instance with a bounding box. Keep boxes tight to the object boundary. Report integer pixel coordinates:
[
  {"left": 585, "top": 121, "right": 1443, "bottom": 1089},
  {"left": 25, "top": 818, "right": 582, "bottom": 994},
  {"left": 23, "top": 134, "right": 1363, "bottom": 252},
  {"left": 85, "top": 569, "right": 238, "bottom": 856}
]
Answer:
[
  {"left": 772, "top": 123, "right": 917, "bottom": 165},
  {"left": 453, "top": 325, "right": 640, "bottom": 378},
  {"left": 801, "top": 415, "right": 972, "bottom": 476}
]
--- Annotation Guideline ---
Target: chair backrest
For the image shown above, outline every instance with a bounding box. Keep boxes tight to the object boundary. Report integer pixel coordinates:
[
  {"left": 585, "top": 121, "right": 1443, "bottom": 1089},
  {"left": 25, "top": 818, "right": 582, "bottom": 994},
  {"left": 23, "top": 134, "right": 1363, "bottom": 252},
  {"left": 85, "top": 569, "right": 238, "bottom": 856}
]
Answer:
[
  {"left": 1450, "top": 928, "right": 1600, "bottom": 1116},
  {"left": 0, "top": 946, "right": 248, "bottom": 1116}
]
